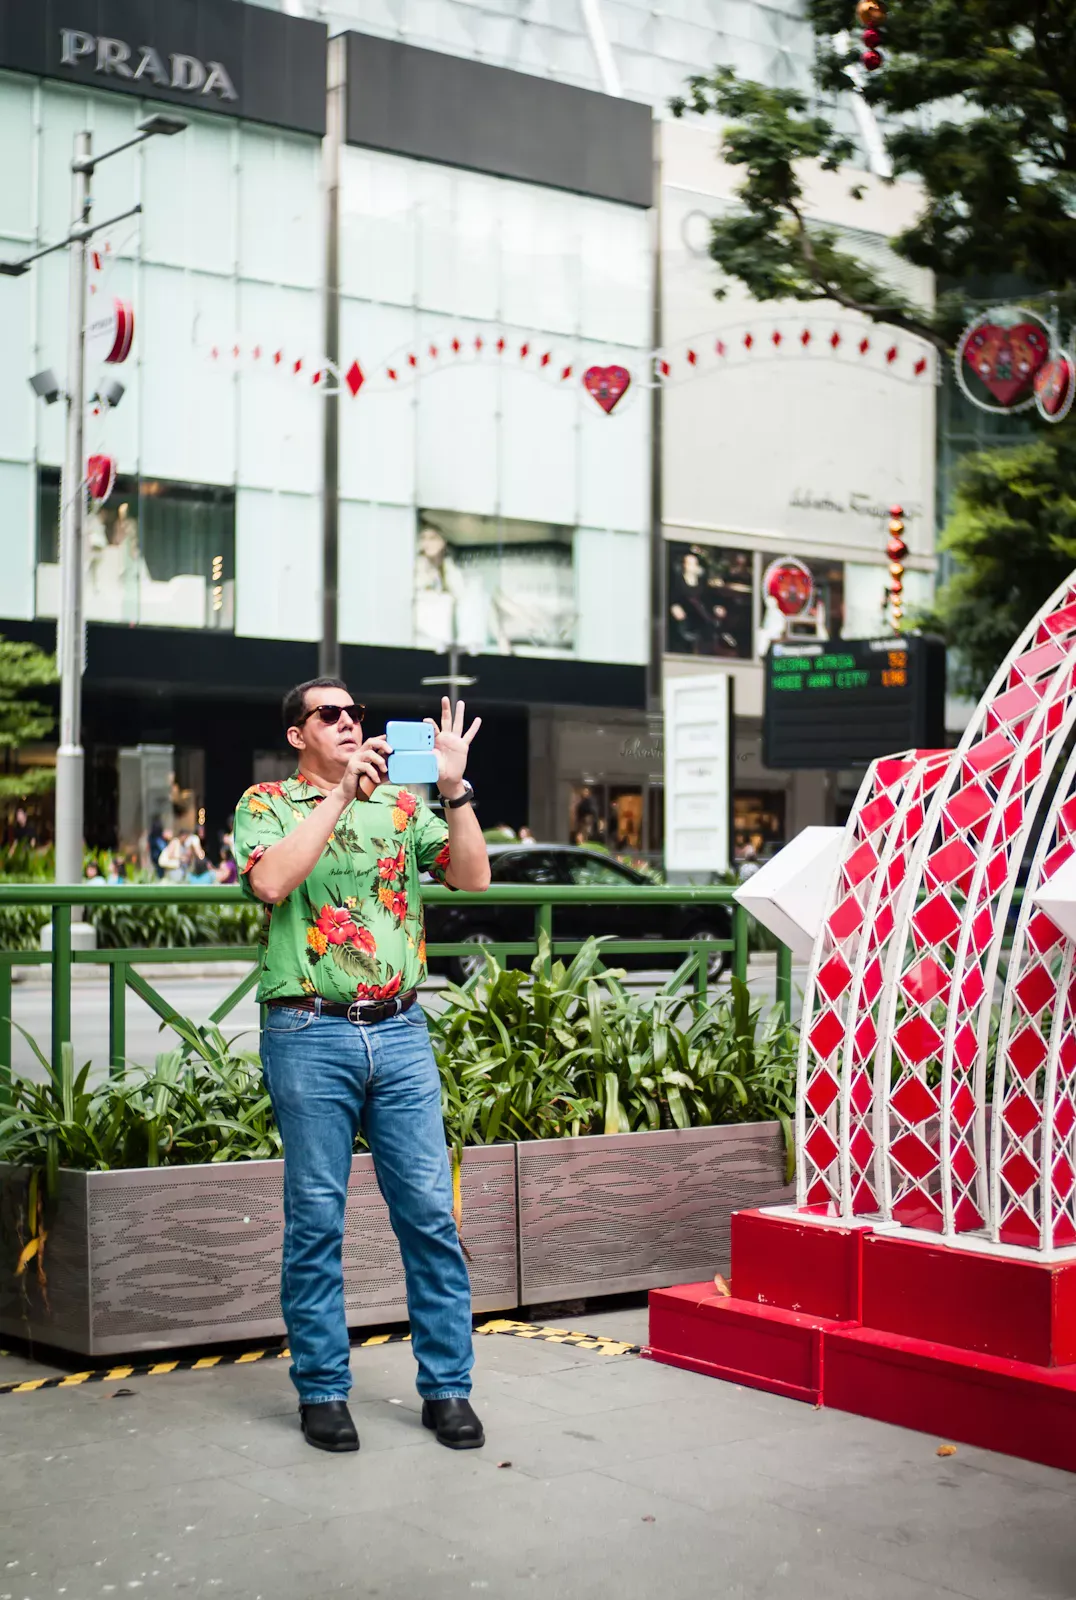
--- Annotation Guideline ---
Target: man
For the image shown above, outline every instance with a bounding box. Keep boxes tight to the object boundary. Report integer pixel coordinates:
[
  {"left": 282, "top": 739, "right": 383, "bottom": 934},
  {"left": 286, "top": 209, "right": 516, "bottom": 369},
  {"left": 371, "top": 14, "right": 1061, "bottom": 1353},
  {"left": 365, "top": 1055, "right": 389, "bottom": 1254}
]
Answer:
[{"left": 233, "top": 679, "right": 490, "bottom": 1455}]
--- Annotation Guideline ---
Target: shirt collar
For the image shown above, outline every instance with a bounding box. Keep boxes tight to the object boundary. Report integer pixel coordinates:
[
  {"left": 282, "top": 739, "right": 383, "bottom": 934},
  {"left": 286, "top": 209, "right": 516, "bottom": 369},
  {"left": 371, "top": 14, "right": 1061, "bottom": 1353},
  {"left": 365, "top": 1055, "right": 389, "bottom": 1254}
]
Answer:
[{"left": 282, "top": 770, "right": 326, "bottom": 803}]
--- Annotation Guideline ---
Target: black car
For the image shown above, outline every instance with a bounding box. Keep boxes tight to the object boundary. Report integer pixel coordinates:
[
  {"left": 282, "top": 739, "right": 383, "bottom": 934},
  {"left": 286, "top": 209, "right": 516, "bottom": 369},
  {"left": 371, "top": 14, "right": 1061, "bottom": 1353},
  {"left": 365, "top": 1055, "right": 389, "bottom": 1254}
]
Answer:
[{"left": 423, "top": 844, "right": 732, "bottom": 983}]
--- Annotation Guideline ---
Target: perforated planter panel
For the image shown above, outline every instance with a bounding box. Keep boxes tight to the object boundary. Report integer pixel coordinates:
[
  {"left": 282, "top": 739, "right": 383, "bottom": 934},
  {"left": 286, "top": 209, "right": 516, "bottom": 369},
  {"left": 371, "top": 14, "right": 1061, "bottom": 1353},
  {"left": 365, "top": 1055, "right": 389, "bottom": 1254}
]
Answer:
[
  {"left": 0, "top": 1151, "right": 519, "bottom": 1359},
  {"left": 517, "top": 1124, "right": 792, "bottom": 1303},
  {"left": 342, "top": 1144, "right": 519, "bottom": 1325}
]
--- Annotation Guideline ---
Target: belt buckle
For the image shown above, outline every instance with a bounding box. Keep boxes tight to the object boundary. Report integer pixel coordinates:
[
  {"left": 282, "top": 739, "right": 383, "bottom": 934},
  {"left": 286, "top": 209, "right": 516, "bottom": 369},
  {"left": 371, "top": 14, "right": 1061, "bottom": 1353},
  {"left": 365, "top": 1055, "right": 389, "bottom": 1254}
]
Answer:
[{"left": 346, "top": 1001, "right": 366, "bottom": 1025}]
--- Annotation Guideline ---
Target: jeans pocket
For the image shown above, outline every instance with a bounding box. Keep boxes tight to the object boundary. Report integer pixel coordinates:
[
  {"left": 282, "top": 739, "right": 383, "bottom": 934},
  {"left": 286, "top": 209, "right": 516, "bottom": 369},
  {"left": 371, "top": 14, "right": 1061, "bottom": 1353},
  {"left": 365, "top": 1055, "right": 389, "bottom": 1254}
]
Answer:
[
  {"left": 399, "top": 1005, "right": 428, "bottom": 1029},
  {"left": 264, "top": 1006, "right": 315, "bottom": 1034}
]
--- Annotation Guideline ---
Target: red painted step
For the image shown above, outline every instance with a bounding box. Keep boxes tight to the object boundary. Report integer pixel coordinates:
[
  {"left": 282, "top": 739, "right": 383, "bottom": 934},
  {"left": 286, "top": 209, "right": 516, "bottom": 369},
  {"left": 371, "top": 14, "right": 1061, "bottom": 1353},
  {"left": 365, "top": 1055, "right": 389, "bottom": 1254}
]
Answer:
[
  {"left": 731, "top": 1208, "right": 869, "bottom": 1322},
  {"left": 826, "top": 1322, "right": 1076, "bottom": 1475},
  {"left": 647, "top": 1281, "right": 855, "bottom": 1405}
]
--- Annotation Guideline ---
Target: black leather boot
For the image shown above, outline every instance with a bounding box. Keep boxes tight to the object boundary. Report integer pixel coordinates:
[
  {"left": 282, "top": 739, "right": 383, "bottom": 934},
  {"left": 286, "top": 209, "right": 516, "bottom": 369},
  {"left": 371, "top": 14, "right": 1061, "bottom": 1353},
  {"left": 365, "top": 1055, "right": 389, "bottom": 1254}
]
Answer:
[
  {"left": 300, "top": 1400, "right": 360, "bottom": 1452},
  {"left": 421, "top": 1397, "right": 485, "bottom": 1450}
]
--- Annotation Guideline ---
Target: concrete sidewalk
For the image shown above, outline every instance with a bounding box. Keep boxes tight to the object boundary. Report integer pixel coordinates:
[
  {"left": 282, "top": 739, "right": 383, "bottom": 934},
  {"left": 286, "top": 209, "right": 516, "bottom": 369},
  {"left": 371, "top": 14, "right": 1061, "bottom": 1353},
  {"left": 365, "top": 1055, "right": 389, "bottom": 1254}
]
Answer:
[{"left": 0, "top": 1306, "right": 1072, "bottom": 1600}]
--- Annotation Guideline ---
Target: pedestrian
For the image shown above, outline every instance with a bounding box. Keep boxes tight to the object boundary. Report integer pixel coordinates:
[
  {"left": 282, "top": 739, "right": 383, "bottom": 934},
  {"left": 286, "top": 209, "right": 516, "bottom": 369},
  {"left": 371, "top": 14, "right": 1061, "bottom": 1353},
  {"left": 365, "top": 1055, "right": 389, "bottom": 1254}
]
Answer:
[
  {"left": 518, "top": 825, "right": 537, "bottom": 846},
  {"left": 147, "top": 816, "right": 167, "bottom": 875},
  {"left": 233, "top": 679, "right": 490, "bottom": 1456},
  {"left": 106, "top": 856, "right": 126, "bottom": 885},
  {"left": 156, "top": 829, "right": 184, "bottom": 882},
  {"left": 216, "top": 845, "right": 238, "bottom": 885}
]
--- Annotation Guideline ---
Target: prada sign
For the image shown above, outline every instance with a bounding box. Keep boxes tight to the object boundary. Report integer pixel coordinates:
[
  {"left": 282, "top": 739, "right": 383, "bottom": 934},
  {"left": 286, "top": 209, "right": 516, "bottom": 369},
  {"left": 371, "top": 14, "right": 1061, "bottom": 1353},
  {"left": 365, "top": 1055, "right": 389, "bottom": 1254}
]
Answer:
[
  {"left": 0, "top": 0, "right": 327, "bottom": 136},
  {"left": 60, "top": 31, "right": 238, "bottom": 102}
]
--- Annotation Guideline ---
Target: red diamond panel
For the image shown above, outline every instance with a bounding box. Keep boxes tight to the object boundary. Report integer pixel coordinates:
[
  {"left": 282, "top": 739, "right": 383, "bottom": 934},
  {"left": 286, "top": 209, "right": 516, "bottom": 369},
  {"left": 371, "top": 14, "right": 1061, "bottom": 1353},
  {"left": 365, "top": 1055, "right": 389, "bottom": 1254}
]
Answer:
[
  {"left": 953, "top": 1023, "right": 979, "bottom": 1071},
  {"left": 828, "top": 895, "right": 864, "bottom": 942},
  {"left": 805, "top": 1123, "right": 838, "bottom": 1174},
  {"left": 1027, "top": 911, "right": 1064, "bottom": 954},
  {"left": 816, "top": 953, "right": 852, "bottom": 1002},
  {"left": 843, "top": 840, "right": 879, "bottom": 888},
  {"left": 854, "top": 1016, "right": 877, "bottom": 1061},
  {"left": 850, "top": 1125, "right": 874, "bottom": 1172},
  {"left": 952, "top": 1139, "right": 978, "bottom": 1188},
  {"left": 805, "top": 1069, "right": 839, "bottom": 1117},
  {"left": 859, "top": 795, "right": 897, "bottom": 834},
  {"left": 928, "top": 838, "right": 977, "bottom": 886},
  {"left": 1008, "top": 1026, "right": 1048, "bottom": 1079},
  {"left": 952, "top": 1081, "right": 977, "bottom": 1129},
  {"left": 945, "top": 783, "right": 992, "bottom": 833},
  {"left": 902, "top": 956, "right": 949, "bottom": 1005},
  {"left": 894, "top": 1014, "right": 943, "bottom": 1065},
  {"left": 1016, "top": 962, "right": 1056, "bottom": 1017},
  {"left": 861, "top": 959, "right": 883, "bottom": 1006},
  {"left": 1002, "top": 1150, "right": 1038, "bottom": 1198},
  {"left": 809, "top": 1007, "right": 845, "bottom": 1061},
  {"left": 964, "top": 730, "right": 1014, "bottom": 775},
  {"left": 960, "top": 967, "right": 985, "bottom": 1009},
  {"left": 913, "top": 894, "right": 962, "bottom": 947},
  {"left": 891, "top": 1075, "right": 937, "bottom": 1125},
  {"left": 1054, "top": 1097, "right": 1076, "bottom": 1140},
  {"left": 891, "top": 1131, "right": 937, "bottom": 1181},
  {"left": 1003, "top": 1092, "right": 1041, "bottom": 1141},
  {"left": 1053, "top": 1153, "right": 1075, "bottom": 1202},
  {"left": 991, "top": 681, "right": 1041, "bottom": 723}
]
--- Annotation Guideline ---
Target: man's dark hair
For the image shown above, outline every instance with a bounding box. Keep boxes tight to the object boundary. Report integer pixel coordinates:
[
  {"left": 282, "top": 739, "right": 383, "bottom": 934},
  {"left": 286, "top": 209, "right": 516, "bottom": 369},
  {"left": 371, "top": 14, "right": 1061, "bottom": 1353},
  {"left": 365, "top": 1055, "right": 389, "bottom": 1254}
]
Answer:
[{"left": 282, "top": 676, "right": 348, "bottom": 732}]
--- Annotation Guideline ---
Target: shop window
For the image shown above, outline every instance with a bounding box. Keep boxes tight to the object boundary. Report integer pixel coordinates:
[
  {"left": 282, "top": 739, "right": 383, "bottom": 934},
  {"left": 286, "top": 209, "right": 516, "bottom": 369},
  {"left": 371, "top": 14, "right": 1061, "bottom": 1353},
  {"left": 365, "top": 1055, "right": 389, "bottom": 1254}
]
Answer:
[
  {"left": 665, "top": 542, "right": 754, "bottom": 659},
  {"left": 36, "top": 469, "right": 235, "bottom": 631},
  {"left": 415, "top": 509, "right": 575, "bottom": 655},
  {"left": 758, "top": 557, "right": 845, "bottom": 653},
  {"left": 733, "top": 791, "right": 787, "bottom": 860}
]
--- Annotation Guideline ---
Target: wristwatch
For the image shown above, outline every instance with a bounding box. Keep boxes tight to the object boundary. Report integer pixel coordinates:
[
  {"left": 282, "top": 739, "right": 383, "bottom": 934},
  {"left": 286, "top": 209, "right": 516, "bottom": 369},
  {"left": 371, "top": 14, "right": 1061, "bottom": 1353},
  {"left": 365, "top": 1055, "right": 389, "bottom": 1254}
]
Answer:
[{"left": 439, "top": 780, "right": 476, "bottom": 810}]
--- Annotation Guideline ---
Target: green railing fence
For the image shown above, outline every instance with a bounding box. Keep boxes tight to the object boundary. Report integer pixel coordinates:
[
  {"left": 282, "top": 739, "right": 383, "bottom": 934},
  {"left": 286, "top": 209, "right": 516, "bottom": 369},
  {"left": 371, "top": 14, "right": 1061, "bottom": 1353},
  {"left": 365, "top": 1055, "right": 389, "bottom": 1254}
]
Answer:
[{"left": 0, "top": 883, "right": 794, "bottom": 1082}]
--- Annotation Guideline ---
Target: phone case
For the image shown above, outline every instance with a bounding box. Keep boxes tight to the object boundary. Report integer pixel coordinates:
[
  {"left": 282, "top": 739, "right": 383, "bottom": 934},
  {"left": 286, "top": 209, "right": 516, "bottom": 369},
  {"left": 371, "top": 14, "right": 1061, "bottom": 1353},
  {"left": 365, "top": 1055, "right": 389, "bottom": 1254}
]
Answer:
[
  {"left": 388, "top": 750, "right": 439, "bottom": 785},
  {"left": 386, "top": 720, "right": 434, "bottom": 751}
]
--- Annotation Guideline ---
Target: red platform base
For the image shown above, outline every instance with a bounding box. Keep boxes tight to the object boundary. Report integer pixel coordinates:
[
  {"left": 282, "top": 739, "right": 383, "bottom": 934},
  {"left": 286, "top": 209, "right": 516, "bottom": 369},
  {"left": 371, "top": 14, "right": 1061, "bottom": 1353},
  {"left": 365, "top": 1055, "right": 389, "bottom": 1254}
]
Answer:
[{"left": 646, "top": 1209, "right": 1076, "bottom": 1474}]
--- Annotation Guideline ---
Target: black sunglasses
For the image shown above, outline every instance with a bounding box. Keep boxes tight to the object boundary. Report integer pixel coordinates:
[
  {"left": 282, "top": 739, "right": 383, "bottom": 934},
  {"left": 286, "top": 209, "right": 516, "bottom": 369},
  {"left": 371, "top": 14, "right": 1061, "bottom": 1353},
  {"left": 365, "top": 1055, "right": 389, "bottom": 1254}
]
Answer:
[{"left": 295, "top": 702, "right": 366, "bottom": 728}]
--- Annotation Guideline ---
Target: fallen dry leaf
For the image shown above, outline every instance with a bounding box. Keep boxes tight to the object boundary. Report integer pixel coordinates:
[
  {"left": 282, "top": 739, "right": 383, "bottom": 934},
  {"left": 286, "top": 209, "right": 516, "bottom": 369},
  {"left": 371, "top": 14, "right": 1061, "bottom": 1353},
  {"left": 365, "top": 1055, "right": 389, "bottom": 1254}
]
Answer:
[
  {"left": 497, "top": 1461, "right": 512, "bottom": 1469},
  {"left": 642, "top": 1515, "right": 656, "bottom": 1523},
  {"left": 713, "top": 1274, "right": 732, "bottom": 1298},
  {"left": 936, "top": 1444, "right": 957, "bottom": 1457}
]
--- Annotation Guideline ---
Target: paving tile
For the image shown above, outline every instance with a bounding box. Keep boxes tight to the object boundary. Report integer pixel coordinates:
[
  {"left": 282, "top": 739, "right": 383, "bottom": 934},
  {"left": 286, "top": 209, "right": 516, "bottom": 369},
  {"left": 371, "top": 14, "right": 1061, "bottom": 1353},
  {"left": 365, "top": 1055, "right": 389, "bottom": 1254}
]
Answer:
[
  {"left": 0, "top": 1473, "right": 311, "bottom": 1582},
  {"left": 0, "top": 1427, "right": 253, "bottom": 1514}
]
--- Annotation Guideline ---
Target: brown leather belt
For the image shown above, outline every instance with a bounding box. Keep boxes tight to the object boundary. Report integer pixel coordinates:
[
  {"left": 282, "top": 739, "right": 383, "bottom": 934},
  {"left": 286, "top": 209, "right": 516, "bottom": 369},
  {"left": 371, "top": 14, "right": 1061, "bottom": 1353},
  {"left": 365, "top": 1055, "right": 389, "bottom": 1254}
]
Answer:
[{"left": 266, "top": 989, "right": 419, "bottom": 1026}]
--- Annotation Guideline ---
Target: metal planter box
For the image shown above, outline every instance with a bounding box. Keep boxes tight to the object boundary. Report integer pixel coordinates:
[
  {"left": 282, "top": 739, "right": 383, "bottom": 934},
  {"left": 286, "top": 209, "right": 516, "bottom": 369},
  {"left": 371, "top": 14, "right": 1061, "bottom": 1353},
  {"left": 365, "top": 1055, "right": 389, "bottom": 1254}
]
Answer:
[
  {"left": 0, "top": 1146, "right": 518, "bottom": 1359},
  {"left": 517, "top": 1122, "right": 793, "bottom": 1303}
]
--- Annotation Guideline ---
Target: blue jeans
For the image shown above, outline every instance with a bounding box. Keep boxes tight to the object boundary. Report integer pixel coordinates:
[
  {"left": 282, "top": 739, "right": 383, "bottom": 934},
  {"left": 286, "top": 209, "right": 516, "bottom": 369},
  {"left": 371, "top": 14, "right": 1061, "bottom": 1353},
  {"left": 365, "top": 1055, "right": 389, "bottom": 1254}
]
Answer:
[{"left": 261, "top": 1005, "right": 474, "bottom": 1405}]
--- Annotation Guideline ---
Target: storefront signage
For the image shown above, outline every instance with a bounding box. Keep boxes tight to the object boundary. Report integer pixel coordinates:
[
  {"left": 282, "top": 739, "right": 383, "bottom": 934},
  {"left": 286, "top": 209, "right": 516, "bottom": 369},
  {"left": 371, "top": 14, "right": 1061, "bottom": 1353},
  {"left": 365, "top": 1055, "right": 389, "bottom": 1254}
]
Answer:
[
  {"left": 789, "top": 490, "right": 922, "bottom": 523},
  {"left": 0, "top": 1, "right": 327, "bottom": 137},
  {"left": 663, "top": 674, "right": 731, "bottom": 875},
  {"left": 60, "top": 30, "right": 237, "bottom": 100},
  {"left": 762, "top": 634, "right": 946, "bottom": 770}
]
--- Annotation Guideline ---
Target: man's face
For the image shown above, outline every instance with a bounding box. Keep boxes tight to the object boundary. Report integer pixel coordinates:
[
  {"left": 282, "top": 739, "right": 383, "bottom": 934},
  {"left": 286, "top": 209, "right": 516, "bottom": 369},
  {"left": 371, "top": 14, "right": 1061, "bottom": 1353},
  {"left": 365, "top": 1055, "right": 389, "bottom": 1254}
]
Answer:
[{"left": 289, "top": 684, "right": 361, "bottom": 765}]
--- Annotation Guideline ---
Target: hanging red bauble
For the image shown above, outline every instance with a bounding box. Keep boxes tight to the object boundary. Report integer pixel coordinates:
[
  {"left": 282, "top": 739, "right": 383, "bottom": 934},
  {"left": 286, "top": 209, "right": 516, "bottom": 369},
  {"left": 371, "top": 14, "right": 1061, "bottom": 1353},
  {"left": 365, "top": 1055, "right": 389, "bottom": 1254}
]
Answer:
[
  {"left": 87, "top": 454, "right": 117, "bottom": 501},
  {"left": 887, "top": 536, "right": 907, "bottom": 561},
  {"left": 862, "top": 26, "right": 881, "bottom": 45},
  {"left": 862, "top": 47, "right": 883, "bottom": 69}
]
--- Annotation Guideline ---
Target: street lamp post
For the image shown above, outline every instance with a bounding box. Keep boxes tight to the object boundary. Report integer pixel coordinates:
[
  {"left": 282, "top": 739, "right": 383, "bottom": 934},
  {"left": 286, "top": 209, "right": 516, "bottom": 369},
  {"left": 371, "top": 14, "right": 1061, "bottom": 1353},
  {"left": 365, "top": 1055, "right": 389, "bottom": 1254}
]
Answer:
[
  {"left": 1, "top": 113, "right": 186, "bottom": 886},
  {"left": 54, "top": 130, "right": 92, "bottom": 888}
]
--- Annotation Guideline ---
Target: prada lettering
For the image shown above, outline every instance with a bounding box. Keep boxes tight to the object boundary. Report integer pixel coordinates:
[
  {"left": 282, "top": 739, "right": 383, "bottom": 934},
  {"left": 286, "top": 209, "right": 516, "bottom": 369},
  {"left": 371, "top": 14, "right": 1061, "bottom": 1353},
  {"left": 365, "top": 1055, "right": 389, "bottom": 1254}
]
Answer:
[{"left": 60, "top": 30, "right": 238, "bottom": 101}]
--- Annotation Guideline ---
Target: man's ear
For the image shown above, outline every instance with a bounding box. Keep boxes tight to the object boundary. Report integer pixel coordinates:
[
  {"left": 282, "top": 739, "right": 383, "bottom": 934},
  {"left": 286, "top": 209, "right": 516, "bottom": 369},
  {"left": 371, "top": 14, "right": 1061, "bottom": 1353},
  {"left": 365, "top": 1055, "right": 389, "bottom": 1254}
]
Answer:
[{"left": 286, "top": 727, "right": 304, "bottom": 753}]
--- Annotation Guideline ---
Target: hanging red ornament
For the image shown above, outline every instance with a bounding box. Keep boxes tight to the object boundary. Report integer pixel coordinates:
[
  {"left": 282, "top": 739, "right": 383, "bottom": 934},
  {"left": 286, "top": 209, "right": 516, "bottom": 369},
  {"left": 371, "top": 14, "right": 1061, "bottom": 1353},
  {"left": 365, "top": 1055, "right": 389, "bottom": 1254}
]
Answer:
[
  {"left": 862, "top": 26, "right": 881, "bottom": 45},
  {"left": 862, "top": 48, "right": 883, "bottom": 69}
]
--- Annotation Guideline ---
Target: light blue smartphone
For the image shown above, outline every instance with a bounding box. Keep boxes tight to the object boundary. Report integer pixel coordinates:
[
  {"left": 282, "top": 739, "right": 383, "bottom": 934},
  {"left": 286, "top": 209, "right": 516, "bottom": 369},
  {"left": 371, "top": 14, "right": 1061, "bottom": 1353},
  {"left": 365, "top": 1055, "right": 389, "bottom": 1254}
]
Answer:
[{"left": 386, "top": 720, "right": 438, "bottom": 786}]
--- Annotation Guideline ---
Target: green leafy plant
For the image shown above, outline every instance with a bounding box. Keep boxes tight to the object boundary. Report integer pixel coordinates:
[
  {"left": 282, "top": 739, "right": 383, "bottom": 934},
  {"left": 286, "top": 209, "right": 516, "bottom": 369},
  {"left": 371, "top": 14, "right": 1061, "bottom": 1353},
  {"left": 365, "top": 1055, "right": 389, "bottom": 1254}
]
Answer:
[
  {"left": 86, "top": 898, "right": 262, "bottom": 949},
  {"left": 430, "top": 937, "right": 797, "bottom": 1178}
]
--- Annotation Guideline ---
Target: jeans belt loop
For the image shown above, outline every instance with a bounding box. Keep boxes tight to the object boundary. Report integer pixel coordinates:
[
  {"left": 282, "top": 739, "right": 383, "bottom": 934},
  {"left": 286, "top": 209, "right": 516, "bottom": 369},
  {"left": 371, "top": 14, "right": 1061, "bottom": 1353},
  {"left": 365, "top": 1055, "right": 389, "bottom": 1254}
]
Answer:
[{"left": 313, "top": 996, "right": 322, "bottom": 1019}]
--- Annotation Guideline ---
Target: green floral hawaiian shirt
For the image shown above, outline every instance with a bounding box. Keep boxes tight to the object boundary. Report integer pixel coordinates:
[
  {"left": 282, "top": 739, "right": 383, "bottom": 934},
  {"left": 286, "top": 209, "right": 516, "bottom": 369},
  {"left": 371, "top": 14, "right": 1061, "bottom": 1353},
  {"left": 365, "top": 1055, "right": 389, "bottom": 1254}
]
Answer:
[{"left": 233, "top": 772, "right": 452, "bottom": 1005}]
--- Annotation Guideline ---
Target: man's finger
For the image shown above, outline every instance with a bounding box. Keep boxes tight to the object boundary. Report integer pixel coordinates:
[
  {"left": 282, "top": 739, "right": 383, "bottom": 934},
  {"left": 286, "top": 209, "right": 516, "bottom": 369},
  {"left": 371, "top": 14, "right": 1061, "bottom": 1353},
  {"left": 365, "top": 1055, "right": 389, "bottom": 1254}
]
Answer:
[
  {"left": 423, "top": 717, "right": 439, "bottom": 731},
  {"left": 453, "top": 699, "right": 465, "bottom": 736},
  {"left": 441, "top": 695, "right": 452, "bottom": 731},
  {"left": 463, "top": 716, "right": 482, "bottom": 745}
]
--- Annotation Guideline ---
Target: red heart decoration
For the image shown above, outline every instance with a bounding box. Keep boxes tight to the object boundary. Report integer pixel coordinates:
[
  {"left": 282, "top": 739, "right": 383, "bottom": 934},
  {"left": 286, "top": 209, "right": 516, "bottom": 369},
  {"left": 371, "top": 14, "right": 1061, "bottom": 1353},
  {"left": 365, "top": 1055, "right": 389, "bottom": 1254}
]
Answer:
[
  {"left": 1034, "top": 354, "right": 1074, "bottom": 418},
  {"left": 962, "top": 320, "right": 1048, "bottom": 407},
  {"left": 583, "top": 365, "right": 631, "bottom": 414},
  {"left": 86, "top": 454, "right": 116, "bottom": 501}
]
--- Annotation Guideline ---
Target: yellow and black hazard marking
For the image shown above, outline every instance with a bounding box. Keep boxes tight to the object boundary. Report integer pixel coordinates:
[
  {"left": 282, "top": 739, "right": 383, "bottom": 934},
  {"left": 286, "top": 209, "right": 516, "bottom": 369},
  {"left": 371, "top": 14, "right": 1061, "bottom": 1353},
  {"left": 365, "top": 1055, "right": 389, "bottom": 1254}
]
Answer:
[
  {"left": 0, "top": 1320, "right": 636, "bottom": 1397},
  {"left": 474, "top": 1318, "right": 640, "bottom": 1357}
]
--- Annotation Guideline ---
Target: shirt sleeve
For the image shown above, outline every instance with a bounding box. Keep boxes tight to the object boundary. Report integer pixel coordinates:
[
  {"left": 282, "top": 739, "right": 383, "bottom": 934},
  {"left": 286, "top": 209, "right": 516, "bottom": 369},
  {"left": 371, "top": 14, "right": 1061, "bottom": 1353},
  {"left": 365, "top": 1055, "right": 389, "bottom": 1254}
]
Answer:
[
  {"left": 412, "top": 794, "right": 454, "bottom": 886},
  {"left": 233, "top": 786, "right": 287, "bottom": 900}
]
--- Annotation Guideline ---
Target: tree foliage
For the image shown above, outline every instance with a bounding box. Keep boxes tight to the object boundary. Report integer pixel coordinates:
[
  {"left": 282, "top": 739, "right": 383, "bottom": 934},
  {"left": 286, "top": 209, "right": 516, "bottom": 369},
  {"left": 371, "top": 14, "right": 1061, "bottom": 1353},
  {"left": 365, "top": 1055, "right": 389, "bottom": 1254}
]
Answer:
[
  {"left": 919, "top": 433, "right": 1076, "bottom": 697},
  {"left": 673, "top": 1, "right": 1076, "bottom": 347},
  {"left": 0, "top": 636, "right": 56, "bottom": 801}
]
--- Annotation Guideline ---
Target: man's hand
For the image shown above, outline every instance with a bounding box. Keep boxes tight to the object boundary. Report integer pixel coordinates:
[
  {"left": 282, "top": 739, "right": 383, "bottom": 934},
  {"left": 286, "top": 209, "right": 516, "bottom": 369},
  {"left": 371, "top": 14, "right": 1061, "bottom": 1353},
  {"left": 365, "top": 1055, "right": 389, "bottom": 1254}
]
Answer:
[
  {"left": 425, "top": 697, "right": 481, "bottom": 799},
  {"left": 331, "top": 736, "right": 391, "bottom": 805}
]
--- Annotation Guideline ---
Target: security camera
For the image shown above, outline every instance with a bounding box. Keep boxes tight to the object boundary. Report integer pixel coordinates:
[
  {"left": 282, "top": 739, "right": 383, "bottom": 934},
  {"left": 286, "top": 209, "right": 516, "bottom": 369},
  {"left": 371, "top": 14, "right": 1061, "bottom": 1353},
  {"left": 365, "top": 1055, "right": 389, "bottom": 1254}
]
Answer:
[
  {"left": 95, "top": 379, "right": 126, "bottom": 410},
  {"left": 29, "top": 368, "right": 62, "bottom": 404}
]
